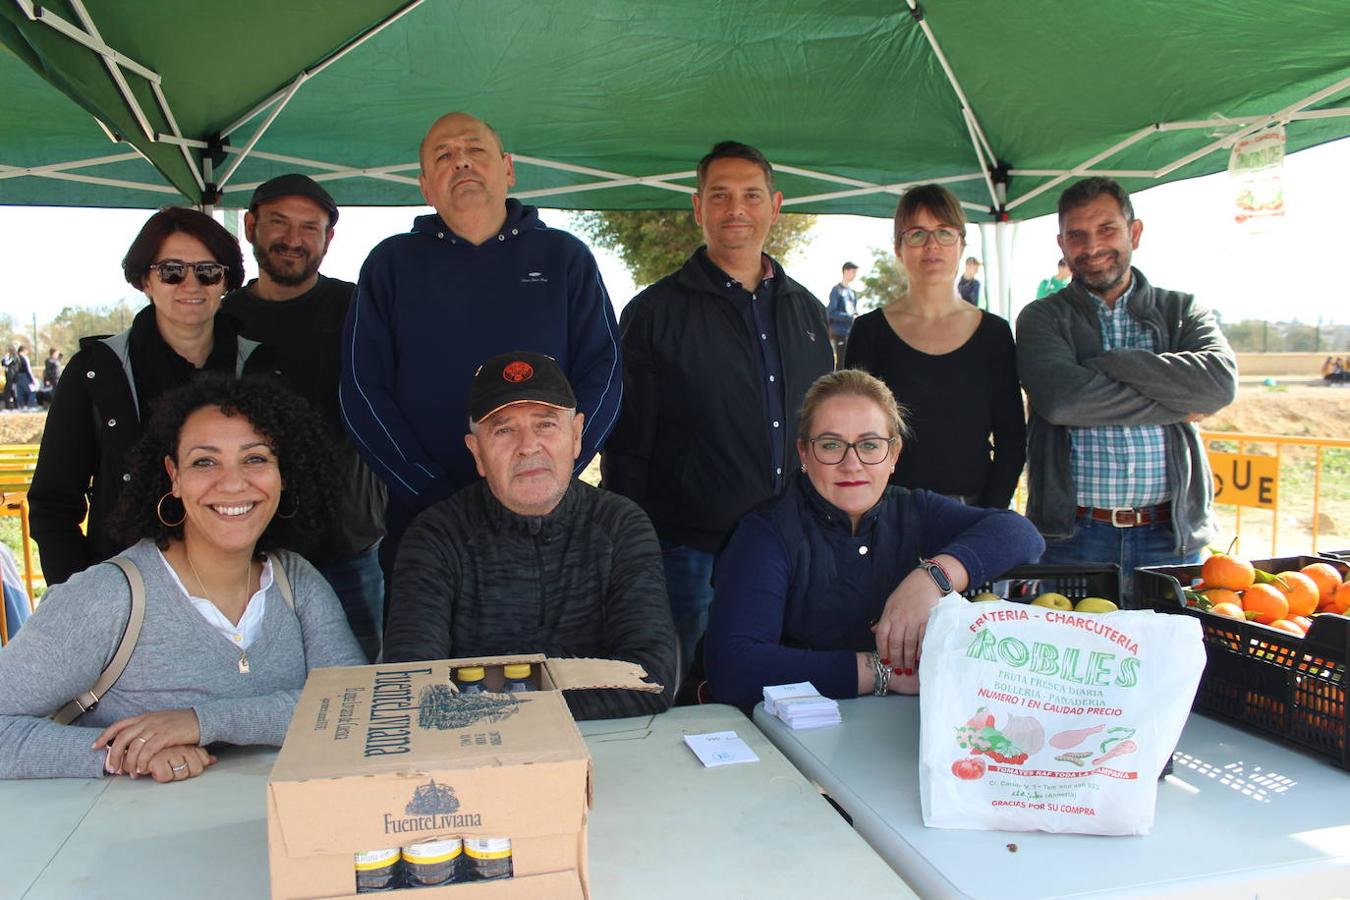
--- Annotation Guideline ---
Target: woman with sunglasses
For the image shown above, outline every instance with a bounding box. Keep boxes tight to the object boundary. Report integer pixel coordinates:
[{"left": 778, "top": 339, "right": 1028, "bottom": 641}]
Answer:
[
  {"left": 704, "top": 370, "right": 1043, "bottom": 707},
  {"left": 844, "top": 184, "right": 1026, "bottom": 509},
  {"left": 31, "top": 207, "right": 278, "bottom": 587},
  {"left": 0, "top": 375, "right": 364, "bottom": 780}
]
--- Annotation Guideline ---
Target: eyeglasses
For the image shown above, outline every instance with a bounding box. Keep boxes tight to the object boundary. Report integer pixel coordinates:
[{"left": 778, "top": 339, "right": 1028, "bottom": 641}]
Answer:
[
  {"left": 148, "top": 259, "right": 229, "bottom": 286},
  {"left": 899, "top": 227, "right": 963, "bottom": 248},
  {"left": 808, "top": 436, "right": 897, "bottom": 465}
]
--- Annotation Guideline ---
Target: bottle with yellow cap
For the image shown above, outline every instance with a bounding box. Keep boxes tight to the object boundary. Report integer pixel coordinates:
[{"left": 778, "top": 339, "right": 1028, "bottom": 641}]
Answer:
[
  {"left": 464, "top": 837, "right": 512, "bottom": 881},
  {"left": 402, "top": 837, "right": 463, "bottom": 887},
  {"left": 354, "top": 848, "right": 401, "bottom": 892},
  {"left": 455, "top": 666, "right": 487, "bottom": 695},
  {"left": 501, "top": 663, "right": 533, "bottom": 693}
]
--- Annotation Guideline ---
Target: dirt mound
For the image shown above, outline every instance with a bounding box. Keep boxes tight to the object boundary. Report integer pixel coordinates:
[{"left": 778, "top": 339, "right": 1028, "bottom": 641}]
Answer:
[
  {"left": 1204, "top": 384, "right": 1350, "bottom": 439},
  {"left": 0, "top": 411, "right": 45, "bottom": 445}
]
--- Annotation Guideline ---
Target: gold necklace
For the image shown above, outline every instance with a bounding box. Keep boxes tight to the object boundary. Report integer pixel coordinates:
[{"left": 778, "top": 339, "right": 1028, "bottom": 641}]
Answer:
[{"left": 185, "top": 548, "right": 255, "bottom": 674}]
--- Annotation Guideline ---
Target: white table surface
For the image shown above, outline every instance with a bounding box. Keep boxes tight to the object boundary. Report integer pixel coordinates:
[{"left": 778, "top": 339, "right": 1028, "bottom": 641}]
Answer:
[
  {"left": 754, "top": 696, "right": 1350, "bottom": 900},
  {"left": 3, "top": 704, "right": 910, "bottom": 899}
]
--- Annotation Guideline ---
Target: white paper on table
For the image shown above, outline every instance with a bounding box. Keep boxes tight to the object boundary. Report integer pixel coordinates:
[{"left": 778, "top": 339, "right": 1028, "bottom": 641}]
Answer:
[
  {"left": 683, "top": 731, "right": 760, "bottom": 767},
  {"left": 763, "top": 681, "right": 826, "bottom": 715}
]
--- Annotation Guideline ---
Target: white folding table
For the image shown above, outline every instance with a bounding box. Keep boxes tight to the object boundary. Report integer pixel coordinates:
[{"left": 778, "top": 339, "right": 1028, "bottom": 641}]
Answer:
[{"left": 754, "top": 695, "right": 1350, "bottom": 899}]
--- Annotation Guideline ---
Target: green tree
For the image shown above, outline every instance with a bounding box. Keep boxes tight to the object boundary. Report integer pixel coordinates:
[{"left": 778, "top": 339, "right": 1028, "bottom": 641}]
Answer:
[
  {"left": 572, "top": 210, "right": 817, "bottom": 287},
  {"left": 45, "top": 301, "right": 138, "bottom": 356},
  {"left": 855, "top": 246, "right": 907, "bottom": 313}
]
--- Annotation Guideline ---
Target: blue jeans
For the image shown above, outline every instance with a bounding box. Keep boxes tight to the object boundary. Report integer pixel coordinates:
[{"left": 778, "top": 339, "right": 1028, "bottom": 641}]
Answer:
[
  {"left": 319, "top": 544, "right": 385, "bottom": 663},
  {"left": 1039, "top": 518, "right": 1201, "bottom": 606},
  {"left": 660, "top": 540, "right": 715, "bottom": 683}
]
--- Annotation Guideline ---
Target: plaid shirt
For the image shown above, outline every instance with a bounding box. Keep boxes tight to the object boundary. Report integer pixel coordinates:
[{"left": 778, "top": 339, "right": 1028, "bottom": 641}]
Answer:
[{"left": 1070, "top": 280, "right": 1171, "bottom": 508}]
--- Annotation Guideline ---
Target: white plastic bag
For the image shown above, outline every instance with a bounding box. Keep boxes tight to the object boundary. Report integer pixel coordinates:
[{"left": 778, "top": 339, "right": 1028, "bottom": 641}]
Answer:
[{"left": 918, "top": 595, "right": 1204, "bottom": 835}]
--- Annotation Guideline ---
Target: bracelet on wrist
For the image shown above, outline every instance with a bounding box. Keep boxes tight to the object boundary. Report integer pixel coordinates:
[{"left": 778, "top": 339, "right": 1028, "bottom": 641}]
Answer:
[{"left": 869, "top": 651, "right": 889, "bottom": 697}]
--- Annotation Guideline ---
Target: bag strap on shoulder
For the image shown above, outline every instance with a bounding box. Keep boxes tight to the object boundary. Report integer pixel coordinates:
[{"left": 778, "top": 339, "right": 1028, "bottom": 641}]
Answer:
[
  {"left": 269, "top": 552, "right": 296, "bottom": 611},
  {"left": 53, "top": 557, "right": 145, "bottom": 725}
]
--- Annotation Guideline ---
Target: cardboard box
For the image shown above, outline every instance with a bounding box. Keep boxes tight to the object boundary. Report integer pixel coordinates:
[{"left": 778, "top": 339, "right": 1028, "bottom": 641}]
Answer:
[{"left": 267, "top": 654, "right": 659, "bottom": 899}]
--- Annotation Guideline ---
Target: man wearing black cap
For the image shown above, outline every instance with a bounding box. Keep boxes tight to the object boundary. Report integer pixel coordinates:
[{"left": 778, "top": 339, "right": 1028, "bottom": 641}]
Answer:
[
  {"left": 382, "top": 351, "right": 676, "bottom": 720},
  {"left": 223, "top": 173, "right": 387, "bottom": 662}
]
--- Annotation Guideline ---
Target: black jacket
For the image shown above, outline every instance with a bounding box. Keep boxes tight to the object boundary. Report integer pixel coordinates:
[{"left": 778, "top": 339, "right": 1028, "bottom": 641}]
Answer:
[
  {"left": 601, "top": 251, "right": 833, "bottom": 552},
  {"left": 383, "top": 479, "right": 676, "bottom": 721},
  {"left": 29, "top": 327, "right": 275, "bottom": 585}
]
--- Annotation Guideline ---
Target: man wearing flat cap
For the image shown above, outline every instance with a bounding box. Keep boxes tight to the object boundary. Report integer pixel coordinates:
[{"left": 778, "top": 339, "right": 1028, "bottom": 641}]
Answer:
[
  {"left": 223, "top": 173, "right": 387, "bottom": 661},
  {"left": 383, "top": 351, "right": 676, "bottom": 720}
]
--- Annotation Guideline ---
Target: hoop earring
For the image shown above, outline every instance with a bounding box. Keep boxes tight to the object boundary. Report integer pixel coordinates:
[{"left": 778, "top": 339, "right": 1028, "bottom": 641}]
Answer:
[
  {"left": 276, "top": 492, "right": 299, "bottom": 520},
  {"left": 157, "top": 492, "right": 185, "bottom": 527}
]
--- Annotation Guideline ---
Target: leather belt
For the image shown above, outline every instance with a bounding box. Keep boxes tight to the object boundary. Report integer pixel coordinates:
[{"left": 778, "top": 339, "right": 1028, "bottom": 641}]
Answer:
[{"left": 1076, "top": 503, "right": 1171, "bottom": 528}]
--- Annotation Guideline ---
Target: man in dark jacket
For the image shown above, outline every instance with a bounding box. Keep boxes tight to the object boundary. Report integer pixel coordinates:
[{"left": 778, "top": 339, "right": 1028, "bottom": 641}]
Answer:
[
  {"left": 602, "top": 141, "right": 834, "bottom": 683},
  {"left": 340, "top": 112, "right": 621, "bottom": 589},
  {"left": 224, "top": 174, "right": 387, "bottom": 662},
  {"left": 384, "top": 352, "right": 676, "bottom": 720}
]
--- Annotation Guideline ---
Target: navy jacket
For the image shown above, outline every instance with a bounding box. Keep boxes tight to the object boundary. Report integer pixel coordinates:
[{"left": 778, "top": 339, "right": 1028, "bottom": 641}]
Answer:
[
  {"left": 601, "top": 251, "right": 833, "bottom": 552},
  {"left": 705, "top": 475, "right": 1045, "bottom": 707},
  {"left": 339, "top": 201, "right": 621, "bottom": 535}
]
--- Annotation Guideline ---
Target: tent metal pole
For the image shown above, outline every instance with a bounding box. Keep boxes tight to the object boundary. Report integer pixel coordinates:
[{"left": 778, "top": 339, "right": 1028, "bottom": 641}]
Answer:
[
  {"left": 784, "top": 172, "right": 987, "bottom": 206},
  {"left": 774, "top": 165, "right": 878, "bottom": 189},
  {"left": 220, "top": 0, "right": 424, "bottom": 140},
  {"left": 1158, "top": 107, "right": 1350, "bottom": 131},
  {"left": 1010, "top": 169, "right": 1156, "bottom": 178},
  {"left": 1005, "top": 125, "right": 1156, "bottom": 212},
  {"left": 0, "top": 152, "right": 145, "bottom": 180},
  {"left": 216, "top": 73, "right": 308, "bottom": 189},
  {"left": 961, "top": 108, "right": 999, "bottom": 207},
  {"left": 1152, "top": 75, "right": 1350, "bottom": 178},
  {"left": 149, "top": 81, "right": 205, "bottom": 192},
  {"left": 513, "top": 178, "right": 696, "bottom": 201},
  {"left": 993, "top": 182, "right": 1012, "bottom": 320},
  {"left": 19, "top": 1, "right": 160, "bottom": 81},
  {"left": 902, "top": 0, "right": 996, "bottom": 164},
  {"left": 6, "top": 170, "right": 179, "bottom": 193}
]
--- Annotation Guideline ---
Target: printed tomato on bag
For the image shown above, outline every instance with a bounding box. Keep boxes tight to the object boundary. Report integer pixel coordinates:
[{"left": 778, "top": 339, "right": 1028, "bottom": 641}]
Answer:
[{"left": 918, "top": 595, "right": 1204, "bottom": 835}]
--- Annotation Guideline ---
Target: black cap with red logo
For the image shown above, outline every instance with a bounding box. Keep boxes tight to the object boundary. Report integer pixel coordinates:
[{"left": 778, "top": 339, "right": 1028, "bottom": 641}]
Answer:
[{"left": 468, "top": 351, "right": 577, "bottom": 424}]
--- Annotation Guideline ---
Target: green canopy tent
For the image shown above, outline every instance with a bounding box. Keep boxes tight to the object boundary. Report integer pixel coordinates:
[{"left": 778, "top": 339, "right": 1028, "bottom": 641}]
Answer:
[{"left": 3, "top": 0, "right": 1348, "bottom": 312}]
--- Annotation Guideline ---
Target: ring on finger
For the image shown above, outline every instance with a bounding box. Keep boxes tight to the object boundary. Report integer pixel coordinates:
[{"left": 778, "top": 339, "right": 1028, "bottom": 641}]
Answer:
[
  {"left": 135, "top": 736, "right": 149, "bottom": 744},
  {"left": 170, "top": 762, "right": 188, "bottom": 774}
]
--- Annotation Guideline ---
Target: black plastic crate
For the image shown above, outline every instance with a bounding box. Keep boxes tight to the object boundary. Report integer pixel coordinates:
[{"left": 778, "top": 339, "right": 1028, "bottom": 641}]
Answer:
[
  {"left": 965, "top": 563, "right": 1120, "bottom": 605},
  {"left": 1135, "top": 555, "right": 1350, "bottom": 769},
  {"left": 1319, "top": 549, "right": 1350, "bottom": 563}
]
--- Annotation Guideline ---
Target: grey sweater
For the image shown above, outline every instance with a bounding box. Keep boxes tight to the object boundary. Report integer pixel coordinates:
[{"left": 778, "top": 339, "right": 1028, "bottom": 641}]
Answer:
[
  {"left": 1016, "top": 269, "right": 1238, "bottom": 554},
  {"left": 0, "top": 539, "right": 364, "bottom": 779}
]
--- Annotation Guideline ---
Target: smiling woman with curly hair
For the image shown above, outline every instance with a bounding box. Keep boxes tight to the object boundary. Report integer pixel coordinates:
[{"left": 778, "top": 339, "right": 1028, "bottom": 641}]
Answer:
[{"left": 0, "top": 374, "right": 363, "bottom": 782}]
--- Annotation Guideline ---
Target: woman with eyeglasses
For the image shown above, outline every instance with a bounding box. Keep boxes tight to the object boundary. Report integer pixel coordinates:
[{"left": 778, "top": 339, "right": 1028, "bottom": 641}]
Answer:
[
  {"left": 844, "top": 184, "right": 1026, "bottom": 509},
  {"left": 30, "top": 207, "right": 278, "bottom": 587},
  {"left": 704, "top": 370, "right": 1043, "bottom": 707}
]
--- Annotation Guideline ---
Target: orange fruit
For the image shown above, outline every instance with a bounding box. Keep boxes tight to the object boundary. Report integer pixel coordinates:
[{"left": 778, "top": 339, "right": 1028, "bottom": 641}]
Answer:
[
  {"left": 1292, "top": 615, "right": 1314, "bottom": 632},
  {"left": 1208, "top": 601, "right": 1246, "bottom": 621},
  {"left": 1332, "top": 582, "right": 1350, "bottom": 616},
  {"left": 1242, "top": 583, "right": 1289, "bottom": 625},
  {"left": 1300, "top": 563, "right": 1342, "bottom": 605},
  {"left": 1202, "top": 554, "right": 1256, "bottom": 591},
  {"left": 1273, "top": 571, "right": 1320, "bottom": 617},
  {"left": 1269, "top": 619, "right": 1305, "bottom": 637},
  {"left": 1201, "top": 588, "right": 1243, "bottom": 608}
]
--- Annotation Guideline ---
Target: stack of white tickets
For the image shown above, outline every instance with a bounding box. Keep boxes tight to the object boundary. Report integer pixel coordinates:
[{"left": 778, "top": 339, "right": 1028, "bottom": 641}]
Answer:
[{"left": 763, "top": 682, "right": 841, "bottom": 730}]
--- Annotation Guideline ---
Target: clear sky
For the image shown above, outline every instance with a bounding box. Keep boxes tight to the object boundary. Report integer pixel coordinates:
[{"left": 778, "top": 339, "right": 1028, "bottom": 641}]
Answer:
[{"left": 1, "top": 137, "right": 1345, "bottom": 332}]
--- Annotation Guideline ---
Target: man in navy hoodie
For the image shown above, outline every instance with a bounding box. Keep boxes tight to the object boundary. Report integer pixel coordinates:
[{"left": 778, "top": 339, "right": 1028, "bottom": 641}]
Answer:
[{"left": 340, "top": 112, "right": 622, "bottom": 582}]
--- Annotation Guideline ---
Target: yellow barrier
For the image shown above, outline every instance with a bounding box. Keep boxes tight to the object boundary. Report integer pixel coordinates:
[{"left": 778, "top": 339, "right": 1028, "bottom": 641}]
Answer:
[
  {"left": 1199, "top": 430, "right": 1350, "bottom": 557},
  {"left": 0, "top": 443, "right": 40, "bottom": 639}
]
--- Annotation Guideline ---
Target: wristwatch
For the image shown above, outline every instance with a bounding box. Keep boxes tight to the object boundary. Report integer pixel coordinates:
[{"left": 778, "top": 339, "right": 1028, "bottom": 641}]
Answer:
[{"left": 918, "top": 557, "right": 953, "bottom": 594}]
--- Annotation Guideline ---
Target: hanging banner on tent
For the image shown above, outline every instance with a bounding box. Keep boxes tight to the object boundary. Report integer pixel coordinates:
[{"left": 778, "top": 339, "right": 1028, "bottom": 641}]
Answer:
[{"left": 1229, "top": 127, "right": 1285, "bottom": 229}]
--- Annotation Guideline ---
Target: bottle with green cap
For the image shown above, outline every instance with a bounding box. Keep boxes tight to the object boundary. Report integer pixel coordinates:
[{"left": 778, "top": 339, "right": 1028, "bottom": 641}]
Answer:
[
  {"left": 354, "top": 848, "right": 401, "bottom": 892},
  {"left": 501, "top": 663, "right": 533, "bottom": 693},
  {"left": 455, "top": 666, "right": 487, "bottom": 694}
]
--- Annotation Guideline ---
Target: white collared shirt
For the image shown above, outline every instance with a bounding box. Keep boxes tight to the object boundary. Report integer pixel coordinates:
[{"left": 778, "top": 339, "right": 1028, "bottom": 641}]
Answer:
[{"left": 157, "top": 549, "right": 273, "bottom": 650}]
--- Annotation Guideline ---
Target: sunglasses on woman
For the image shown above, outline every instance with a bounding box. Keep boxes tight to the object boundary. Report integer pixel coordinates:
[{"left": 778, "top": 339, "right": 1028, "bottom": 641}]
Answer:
[{"left": 148, "top": 259, "right": 229, "bottom": 286}]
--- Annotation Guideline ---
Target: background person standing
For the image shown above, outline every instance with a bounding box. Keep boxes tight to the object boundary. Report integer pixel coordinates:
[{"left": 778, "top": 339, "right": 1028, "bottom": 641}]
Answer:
[{"left": 826, "top": 261, "right": 859, "bottom": 365}]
